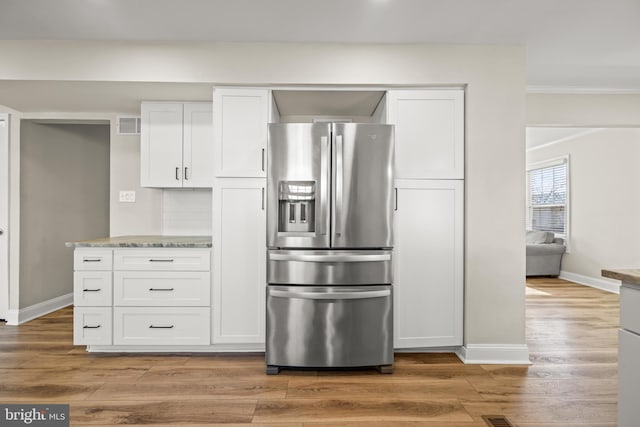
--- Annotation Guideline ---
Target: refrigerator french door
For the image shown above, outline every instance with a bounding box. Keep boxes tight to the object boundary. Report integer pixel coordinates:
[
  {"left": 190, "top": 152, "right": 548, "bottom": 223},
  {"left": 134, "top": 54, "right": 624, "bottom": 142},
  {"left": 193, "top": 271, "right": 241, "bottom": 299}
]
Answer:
[
  {"left": 267, "top": 122, "right": 394, "bottom": 249},
  {"left": 266, "top": 122, "right": 395, "bottom": 374}
]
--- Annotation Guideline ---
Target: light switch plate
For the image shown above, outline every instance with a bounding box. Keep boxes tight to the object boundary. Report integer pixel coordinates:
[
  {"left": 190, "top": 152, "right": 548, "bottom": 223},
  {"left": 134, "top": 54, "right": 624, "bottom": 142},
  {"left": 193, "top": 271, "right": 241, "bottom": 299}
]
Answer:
[{"left": 119, "top": 191, "right": 136, "bottom": 203}]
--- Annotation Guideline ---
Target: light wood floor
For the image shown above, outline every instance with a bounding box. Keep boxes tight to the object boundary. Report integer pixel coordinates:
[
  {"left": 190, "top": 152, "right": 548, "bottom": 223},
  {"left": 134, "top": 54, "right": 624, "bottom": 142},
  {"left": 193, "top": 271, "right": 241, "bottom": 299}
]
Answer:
[{"left": 0, "top": 278, "right": 619, "bottom": 426}]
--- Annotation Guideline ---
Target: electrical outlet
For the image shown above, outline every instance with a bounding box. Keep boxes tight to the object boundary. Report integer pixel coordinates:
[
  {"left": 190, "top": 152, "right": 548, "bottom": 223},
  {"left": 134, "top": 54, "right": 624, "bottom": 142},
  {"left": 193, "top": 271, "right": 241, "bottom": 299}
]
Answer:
[{"left": 119, "top": 191, "right": 136, "bottom": 203}]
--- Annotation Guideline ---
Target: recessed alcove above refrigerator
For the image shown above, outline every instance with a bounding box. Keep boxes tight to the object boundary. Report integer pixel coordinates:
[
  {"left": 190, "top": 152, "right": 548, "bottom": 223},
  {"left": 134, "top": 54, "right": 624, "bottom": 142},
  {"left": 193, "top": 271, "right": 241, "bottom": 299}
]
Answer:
[{"left": 270, "top": 90, "right": 387, "bottom": 124}]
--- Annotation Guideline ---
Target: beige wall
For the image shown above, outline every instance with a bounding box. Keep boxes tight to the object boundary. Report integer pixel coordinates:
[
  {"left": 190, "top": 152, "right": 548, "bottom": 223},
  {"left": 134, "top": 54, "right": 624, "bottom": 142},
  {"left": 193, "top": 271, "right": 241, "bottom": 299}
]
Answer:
[
  {"left": 527, "top": 93, "right": 640, "bottom": 126},
  {"left": 527, "top": 128, "right": 640, "bottom": 281},
  {"left": 109, "top": 125, "right": 162, "bottom": 236},
  {"left": 19, "top": 121, "right": 110, "bottom": 308},
  {"left": 0, "top": 41, "right": 527, "bottom": 347}
]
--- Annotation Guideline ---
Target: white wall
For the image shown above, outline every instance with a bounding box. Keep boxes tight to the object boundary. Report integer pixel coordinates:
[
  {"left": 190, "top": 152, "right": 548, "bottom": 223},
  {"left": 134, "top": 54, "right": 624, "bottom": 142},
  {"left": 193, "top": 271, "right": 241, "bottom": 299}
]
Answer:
[
  {"left": 528, "top": 129, "right": 640, "bottom": 285},
  {"left": 0, "top": 41, "right": 527, "bottom": 349}
]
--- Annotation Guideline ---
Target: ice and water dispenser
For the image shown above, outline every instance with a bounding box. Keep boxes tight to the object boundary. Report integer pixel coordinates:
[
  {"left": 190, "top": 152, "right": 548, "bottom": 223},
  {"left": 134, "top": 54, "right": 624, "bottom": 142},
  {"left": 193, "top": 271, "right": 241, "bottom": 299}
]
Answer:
[{"left": 278, "top": 181, "right": 316, "bottom": 233}]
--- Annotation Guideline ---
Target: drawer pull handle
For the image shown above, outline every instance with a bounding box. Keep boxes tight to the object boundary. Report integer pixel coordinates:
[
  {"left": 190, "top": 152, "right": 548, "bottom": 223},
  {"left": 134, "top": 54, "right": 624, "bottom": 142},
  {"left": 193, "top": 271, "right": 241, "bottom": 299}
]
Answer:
[
  {"left": 149, "top": 288, "right": 174, "bottom": 291},
  {"left": 83, "top": 325, "right": 101, "bottom": 329},
  {"left": 149, "top": 325, "right": 174, "bottom": 329},
  {"left": 83, "top": 288, "right": 101, "bottom": 292},
  {"left": 149, "top": 259, "right": 174, "bottom": 262},
  {"left": 83, "top": 258, "right": 102, "bottom": 262}
]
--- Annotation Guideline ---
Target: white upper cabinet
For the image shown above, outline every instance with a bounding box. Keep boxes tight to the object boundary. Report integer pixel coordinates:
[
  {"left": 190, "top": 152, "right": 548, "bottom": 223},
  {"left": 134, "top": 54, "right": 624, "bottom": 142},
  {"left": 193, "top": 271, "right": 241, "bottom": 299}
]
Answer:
[
  {"left": 386, "top": 90, "right": 464, "bottom": 179},
  {"left": 141, "top": 102, "right": 213, "bottom": 188},
  {"left": 213, "top": 88, "right": 270, "bottom": 177},
  {"left": 183, "top": 103, "right": 214, "bottom": 187}
]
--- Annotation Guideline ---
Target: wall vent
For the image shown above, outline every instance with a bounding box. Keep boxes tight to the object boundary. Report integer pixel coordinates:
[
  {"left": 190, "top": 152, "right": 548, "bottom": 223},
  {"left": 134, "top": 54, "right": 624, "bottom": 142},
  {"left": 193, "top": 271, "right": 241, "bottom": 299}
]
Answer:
[{"left": 117, "top": 115, "right": 141, "bottom": 135}]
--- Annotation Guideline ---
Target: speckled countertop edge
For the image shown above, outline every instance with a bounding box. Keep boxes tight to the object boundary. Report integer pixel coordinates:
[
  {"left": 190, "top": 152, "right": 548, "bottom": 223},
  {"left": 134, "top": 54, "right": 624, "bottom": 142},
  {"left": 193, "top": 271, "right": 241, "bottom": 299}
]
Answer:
[
  {"left": 65, "top": 235, "right": 212, "bottom": 248},
  {"left": 602, "top": 269, "right": 640, "bottom": 286}
]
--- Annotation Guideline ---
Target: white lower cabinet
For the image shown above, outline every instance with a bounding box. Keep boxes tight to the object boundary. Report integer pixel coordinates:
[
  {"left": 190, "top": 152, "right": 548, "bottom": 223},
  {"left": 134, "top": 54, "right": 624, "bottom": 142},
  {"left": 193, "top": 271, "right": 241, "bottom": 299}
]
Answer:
[
  {"left": 393, "top": 180, "right": 464, "bottom": 348},
  {"left": 618, "top": 284, "right": 640, "bottom": 426},
  {"left": 73, "top": 248, "right": 113, "bottom": 345},
  {"left": 74, "top": 307, "right": 112, "bottom": 345},
  {"left": 113, "top": 271, "right": 210, "bottom": 306},
  {"left": 212, "top": 178, "right": 266, "bottom": 345},
  {"left": 113, "top": 307, "right": 210, "bottom": 345},
  {"left": 72, "top": 247, "right": 212, "bottom": 349}
]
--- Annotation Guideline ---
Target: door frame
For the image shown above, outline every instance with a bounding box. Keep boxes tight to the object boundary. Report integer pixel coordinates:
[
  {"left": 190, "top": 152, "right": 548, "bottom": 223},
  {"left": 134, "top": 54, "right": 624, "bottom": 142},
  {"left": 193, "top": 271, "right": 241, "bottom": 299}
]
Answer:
[{"left": 0, "top": 113, "right": 9, "bottom": 320}]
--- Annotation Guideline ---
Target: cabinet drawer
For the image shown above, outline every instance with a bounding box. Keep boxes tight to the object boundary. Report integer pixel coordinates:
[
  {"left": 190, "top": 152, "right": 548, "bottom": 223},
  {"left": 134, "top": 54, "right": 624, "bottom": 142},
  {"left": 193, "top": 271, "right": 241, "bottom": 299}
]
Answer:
[
  {"left": 621, "top": 285, "right": 640, "bottom": 333},
  {"left": 113, "top": 307, "right": 210, "bottom": 345},
  {"left": 113, "top": 249, "right": 210, "bottom": 271},
  {"left": 73, "top": 272, "right": 113, "bottom": 306},
  {"left": 113, "top": 271, "right": 210, "bottom": 306},
  {"left": 74, "top": 307, "right": 112, "bottom": 345},
  {"left": 74, "top": 249, "right": 113, "bottom": 271}
]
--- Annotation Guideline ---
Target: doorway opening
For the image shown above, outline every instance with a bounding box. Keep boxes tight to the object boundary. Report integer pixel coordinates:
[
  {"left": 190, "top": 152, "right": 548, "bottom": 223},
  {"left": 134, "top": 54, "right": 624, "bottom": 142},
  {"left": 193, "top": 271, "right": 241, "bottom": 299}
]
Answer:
[{"left": 17, "top": 120, "right": 110, "bottom": 320}]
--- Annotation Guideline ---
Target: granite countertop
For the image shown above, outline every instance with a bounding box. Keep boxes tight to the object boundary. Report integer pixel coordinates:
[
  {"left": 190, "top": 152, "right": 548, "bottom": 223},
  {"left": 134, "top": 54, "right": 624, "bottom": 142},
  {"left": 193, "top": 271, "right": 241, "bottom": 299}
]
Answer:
[
  {"left": 601, "top": 269, "right": 640, "bottom": 286},
  {"left": 65, "top": 235, "right": 212, "bottom": 248}
]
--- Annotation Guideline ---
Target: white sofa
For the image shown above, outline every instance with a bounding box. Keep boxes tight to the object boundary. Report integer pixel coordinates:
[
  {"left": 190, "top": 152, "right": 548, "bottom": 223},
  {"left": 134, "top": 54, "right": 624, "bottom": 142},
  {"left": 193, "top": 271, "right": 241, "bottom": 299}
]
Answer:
[{"left": 526, "top": 230, "right": 566, "bottom": 277}]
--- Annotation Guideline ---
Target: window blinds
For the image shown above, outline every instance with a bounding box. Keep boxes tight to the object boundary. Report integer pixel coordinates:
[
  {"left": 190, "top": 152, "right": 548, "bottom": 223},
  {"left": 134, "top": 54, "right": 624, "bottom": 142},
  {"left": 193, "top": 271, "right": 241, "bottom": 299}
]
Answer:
[{"left": 526, "top": 159, "right": 568, "bottom": 235}]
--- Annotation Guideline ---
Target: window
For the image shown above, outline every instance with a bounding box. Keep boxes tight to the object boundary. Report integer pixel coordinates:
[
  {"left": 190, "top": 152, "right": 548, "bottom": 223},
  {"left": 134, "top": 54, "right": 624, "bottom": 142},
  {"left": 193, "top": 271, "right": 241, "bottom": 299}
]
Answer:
[{"left": 526, "top": 156, "right": 569, "bottom": 238}]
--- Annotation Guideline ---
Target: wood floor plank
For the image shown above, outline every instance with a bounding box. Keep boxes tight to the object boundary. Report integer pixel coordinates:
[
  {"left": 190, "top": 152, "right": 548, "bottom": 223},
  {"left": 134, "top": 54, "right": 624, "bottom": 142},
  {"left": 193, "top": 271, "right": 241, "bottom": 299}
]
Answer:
[
  {"left": 70, "top": 400, "right": 257, "bottom": 424},
  {"left": 0, "top": 382, "right": 104, "bottom": 401},
  {"left": 462, "top": 399, "right": 617, "bottom": 424},
  {"left": 467, "top": 376, "right": 617, "bottom": 401},
  {"left": 88, "top": 379, "right": 288, "bottom": 400},
  {"left": 253, "top": 398, "right": 474, "bottom": 423},
  {"left": 0, "top": 366, "right": 149, "bottom": 383},
  {"left": 286, "top": 378, "right": 482, "bottom": 400},
  {"left": 302, "top": 422, "right": 487, "bottom": 427}
]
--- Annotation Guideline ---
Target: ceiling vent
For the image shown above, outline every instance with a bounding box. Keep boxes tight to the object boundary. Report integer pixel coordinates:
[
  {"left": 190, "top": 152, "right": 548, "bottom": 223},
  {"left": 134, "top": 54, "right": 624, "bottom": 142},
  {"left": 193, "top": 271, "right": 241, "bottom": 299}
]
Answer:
[{"left": 117, "top": 115, "right": 141, "bottom": 135}]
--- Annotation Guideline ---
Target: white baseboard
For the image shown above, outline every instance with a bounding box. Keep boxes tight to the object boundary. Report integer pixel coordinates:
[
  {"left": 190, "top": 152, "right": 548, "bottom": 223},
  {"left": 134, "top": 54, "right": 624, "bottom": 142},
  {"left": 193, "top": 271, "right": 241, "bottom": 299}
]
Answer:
[
  {"left": 456, "top": 344, "right": 531, "bottom": 365},
  {"left": 4, "top": 310, "right": 19, "bottom": 325},
  {"left": 87, "top": 344, "right": 266, "bottom": 353},
  {"left": 559, "top": 270, "right": 620, "bottom": 294},
  {"left": 4, "top": 293, "right": 73, "bottom": 325}
]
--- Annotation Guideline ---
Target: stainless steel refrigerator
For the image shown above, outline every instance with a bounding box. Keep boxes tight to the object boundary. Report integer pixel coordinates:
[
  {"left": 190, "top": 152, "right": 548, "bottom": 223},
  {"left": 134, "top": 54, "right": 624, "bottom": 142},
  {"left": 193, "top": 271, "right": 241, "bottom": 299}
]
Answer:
[{"left": 266, "top": 122, "right": 395, "bottom": 374}]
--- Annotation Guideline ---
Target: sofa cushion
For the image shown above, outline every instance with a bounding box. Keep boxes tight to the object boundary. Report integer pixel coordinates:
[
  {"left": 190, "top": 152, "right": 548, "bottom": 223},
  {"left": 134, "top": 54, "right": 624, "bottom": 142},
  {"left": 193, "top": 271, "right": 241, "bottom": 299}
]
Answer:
[{"left": 526, "top": 230, "right": 555, "bottom": 244}]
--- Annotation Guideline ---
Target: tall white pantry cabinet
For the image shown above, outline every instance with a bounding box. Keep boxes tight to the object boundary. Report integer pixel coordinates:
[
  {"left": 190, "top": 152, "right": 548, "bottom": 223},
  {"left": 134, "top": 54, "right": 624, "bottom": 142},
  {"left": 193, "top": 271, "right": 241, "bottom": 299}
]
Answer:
[
  {"left": 387, "top": 89, "right": 464, "bottom": 348},
  {"left": 211, "top": 88, "right": 270, "bottom": 348}
]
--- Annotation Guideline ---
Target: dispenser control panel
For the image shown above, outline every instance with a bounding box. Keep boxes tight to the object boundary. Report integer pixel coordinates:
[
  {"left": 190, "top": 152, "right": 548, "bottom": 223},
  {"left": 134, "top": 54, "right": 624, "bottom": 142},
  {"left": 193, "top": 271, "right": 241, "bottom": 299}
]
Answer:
[{"left": 278, "top": 181, "right": 316, "bottom": 233}]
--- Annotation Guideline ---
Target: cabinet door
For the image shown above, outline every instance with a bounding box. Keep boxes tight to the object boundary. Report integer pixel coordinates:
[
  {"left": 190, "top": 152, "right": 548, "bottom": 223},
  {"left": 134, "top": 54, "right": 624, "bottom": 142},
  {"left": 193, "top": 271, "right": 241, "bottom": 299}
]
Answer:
[
  {"left": 394, "top": 180, "right": 463, "bottom": 348},
  {"left": 213, "top": 88, "right": 269, "bottom": 177},
  {"left": 619, "top": 329, "right": 640, "bottom": 426},
  {"left": 212, "top": 178, "right": 266, "bottom": 344},
  {"left": 183, "top": 102, "right": 213, "bottom": 188},
  {"left": 141, "top": 102, "right": 184, "bottom": 187},
  {"left": 387, "top": 90, "right": 464, "bottom": 179}
]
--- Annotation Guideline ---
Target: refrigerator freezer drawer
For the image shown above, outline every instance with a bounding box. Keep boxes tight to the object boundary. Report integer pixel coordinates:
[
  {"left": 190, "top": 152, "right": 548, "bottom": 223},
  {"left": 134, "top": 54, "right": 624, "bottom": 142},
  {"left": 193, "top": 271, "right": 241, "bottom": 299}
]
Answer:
[
  {"left": 266, "top": 285, "right": 393, "bottom": 368},
  {"left": 267, "top": 249, "right": 392, "bottom": 285}
]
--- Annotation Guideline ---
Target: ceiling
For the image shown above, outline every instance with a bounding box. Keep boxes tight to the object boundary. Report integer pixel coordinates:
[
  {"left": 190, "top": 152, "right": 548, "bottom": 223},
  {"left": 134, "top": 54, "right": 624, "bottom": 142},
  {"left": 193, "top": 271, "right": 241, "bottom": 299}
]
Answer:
[{"left": 1, "top": 0, "right": 639, "bottom": 92}]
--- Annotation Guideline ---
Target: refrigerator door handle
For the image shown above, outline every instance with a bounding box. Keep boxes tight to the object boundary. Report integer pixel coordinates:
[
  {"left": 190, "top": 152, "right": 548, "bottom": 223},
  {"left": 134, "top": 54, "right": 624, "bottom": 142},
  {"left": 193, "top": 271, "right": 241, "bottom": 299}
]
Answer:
[
  {"left": 335, "top": 134, "right": 343, "bottom": 237},
  {"left": 319, "top": 135, "right": 329, "bottom": 236},
  {"left": 269, "top": 253, "right": 391, "bottom": 262},
  {"left": 270, "top": 289, "right": 391, "bottom": 300}
]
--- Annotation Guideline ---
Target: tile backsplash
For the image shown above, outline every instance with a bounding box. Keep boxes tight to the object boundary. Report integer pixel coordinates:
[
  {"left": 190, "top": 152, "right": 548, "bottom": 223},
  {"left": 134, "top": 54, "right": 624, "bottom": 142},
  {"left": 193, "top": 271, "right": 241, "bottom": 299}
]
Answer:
[{"left": 162, "top": 189, "right": 212, "bottom": 235}]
